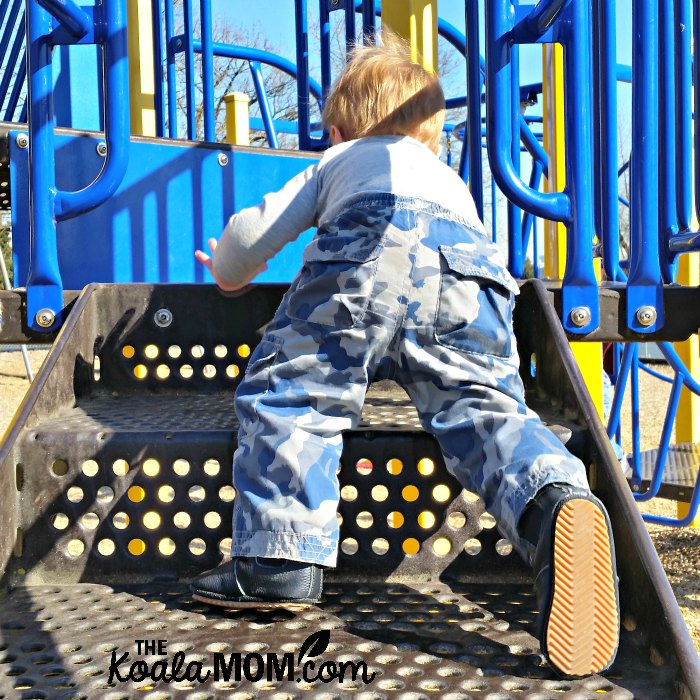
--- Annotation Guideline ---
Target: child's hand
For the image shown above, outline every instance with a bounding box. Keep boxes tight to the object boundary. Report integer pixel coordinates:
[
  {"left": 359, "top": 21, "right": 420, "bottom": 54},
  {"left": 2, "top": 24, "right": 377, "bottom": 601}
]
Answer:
[{"left": 195, "top": 238, "right": 268, "bottom": 292}]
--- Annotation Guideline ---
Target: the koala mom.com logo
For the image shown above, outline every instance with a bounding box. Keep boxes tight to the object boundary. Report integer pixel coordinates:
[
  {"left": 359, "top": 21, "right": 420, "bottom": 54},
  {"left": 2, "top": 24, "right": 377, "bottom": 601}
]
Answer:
[{"left": 107, "top": 630, "right": 376, "bottom": 686}]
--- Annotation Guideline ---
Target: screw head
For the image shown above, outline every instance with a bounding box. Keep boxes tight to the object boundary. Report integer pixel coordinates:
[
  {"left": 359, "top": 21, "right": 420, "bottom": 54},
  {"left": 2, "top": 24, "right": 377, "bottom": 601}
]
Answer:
[
  {"left": 636, "top": 305, "right": 657, "bottom": 327},
  {"left": 176, "top": 38, "right": 183, "bottom": 48},
  {"left": 96, "top": 142, "right": 108, "bottom": 156},
  {"left": 154, "top": 308, "right": 173, "bottom": 328},
  {"left": 16, "top": 133, "right": 28, "bottom": 149},
  {"left": 570, "top": 306, "right": 592, "bottom": 328},
  {"left": 217, "top": 153, "right": 229, "bottom": 167},
  {"left": 36, "top": 308, "right": 55, "bottom": 328}
]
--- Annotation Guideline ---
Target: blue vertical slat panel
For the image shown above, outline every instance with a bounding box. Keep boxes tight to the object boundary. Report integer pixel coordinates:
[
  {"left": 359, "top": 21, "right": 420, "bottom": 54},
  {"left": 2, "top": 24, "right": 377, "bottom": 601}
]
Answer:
[
  {"left": 164, "top": 0, "right": 178, "bottom": 138},
  {"left": 628, "top": 0, "right": 664, "bottom": 331},
  {"left": 151, "top": 0, "right": 166, "bottom": 137},
  {"left": 183, "top": 0, "right": 197, "bottom": 139},
  {"left": 294, "top": 0, "right": 312, "bottom": 150},
  {"left": 199, "top": 0, "right": 215, "bottom": 141}
]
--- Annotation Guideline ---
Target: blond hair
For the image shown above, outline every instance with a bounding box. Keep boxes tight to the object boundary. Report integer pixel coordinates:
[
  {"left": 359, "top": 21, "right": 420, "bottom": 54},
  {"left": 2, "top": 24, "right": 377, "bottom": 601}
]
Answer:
[{"left": 322, "top": 33, "right": 445, "bottom": 153}]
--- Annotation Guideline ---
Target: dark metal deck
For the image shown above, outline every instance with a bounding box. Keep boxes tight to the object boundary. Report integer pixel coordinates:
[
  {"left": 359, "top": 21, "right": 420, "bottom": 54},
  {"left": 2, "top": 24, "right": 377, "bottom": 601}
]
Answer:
[{"left": 0, "top": 581, "right": 675, "bottom": 699}]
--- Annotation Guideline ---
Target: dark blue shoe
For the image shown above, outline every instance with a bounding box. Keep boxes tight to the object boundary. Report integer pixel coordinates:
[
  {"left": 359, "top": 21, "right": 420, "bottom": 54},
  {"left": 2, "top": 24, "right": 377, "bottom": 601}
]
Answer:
[
  {"left": 519, "top": 484, "right": 620, "bottom": 677},
  {"left": 191, "top": 557, "right": 323, "bottom": 608}
]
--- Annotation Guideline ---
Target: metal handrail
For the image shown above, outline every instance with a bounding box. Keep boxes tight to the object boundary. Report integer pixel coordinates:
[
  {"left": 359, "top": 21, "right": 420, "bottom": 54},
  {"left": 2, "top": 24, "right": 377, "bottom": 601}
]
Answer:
[
  {"left": 25, "top": 0, "right": 129, "bottom": 332},
  {"left": 36, "top": 0, "right": 90, "bottom": 38}
]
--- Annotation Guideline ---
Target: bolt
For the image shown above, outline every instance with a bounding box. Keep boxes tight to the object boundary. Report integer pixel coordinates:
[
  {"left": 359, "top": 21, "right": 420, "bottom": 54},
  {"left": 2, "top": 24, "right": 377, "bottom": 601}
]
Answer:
[
  {"left": 570, "top": 306, "right": 592, "bottom": 328},
  {"left": 16, "top": 133, "right": 28, "bottom": 149},
  {"left": 35, "top": 308, "right": 55, "bottom": 328},
  {"left": 636, "top": 305, "right": 657, "bottom": 327},
  {"left": 96, "top": 142, "right": 108, "bottom": 157},
  {"left": 175, "top": 38, "right": 183, "bottom": 49},
  {"left": 154, "top": 308, "right": 173, "bottom": 328},
  {"left": 218, "top": 153, "right": 229, "bottom": 167}
]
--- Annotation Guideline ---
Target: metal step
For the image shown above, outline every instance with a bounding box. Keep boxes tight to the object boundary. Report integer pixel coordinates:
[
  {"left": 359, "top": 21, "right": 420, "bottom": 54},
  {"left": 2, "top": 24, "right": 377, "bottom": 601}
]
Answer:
[
  {"left": 0, "top": 581, "right": 680, "bottom": 698},
  {"left": 630, "top": 443, "right": 700, "bottom": 502},
  {"left": 0, "top": 281, "right": 698, "bottom": 697}
]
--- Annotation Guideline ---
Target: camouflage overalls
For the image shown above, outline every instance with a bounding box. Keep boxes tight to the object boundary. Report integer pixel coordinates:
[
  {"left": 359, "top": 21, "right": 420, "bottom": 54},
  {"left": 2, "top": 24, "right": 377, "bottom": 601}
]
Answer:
[{"left": 230, "top": 195, "right": 589, "bottom": 566}]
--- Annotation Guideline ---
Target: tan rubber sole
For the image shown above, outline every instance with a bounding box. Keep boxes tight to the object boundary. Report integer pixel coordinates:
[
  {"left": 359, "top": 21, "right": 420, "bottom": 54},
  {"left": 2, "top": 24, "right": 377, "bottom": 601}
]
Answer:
[
  {"left": 192, "top": 593, "right": 314, "bottom": 610},
  {"left": 546, "top": 499, "right": 619, "bottom": 677}
]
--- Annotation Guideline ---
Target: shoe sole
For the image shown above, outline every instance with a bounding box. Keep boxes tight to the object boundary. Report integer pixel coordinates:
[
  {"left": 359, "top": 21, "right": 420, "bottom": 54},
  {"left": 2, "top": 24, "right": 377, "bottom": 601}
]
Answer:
[
  {"left": 192, "top": 592, "right": 317, "bottom": 610},
  {"left": 545, "top": 498, "right": 619, "bottom": 677}
]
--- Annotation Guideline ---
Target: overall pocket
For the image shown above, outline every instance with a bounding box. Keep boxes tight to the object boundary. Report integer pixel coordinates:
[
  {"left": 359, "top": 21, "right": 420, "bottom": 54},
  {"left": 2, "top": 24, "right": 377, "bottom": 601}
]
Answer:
[
  {"left": 435, "top": 245, "right": 520, "bottom": 358},
  {"left": 286, "top": 233, "right": 383, "bottom": 329}
]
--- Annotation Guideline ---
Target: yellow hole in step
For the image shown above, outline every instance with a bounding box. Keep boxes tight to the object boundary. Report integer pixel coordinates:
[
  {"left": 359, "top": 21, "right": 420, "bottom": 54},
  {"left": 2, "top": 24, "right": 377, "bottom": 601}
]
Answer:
[
  {"left": 142, "top": 458, "right": 160, "bottom": 477},
  {"left": 417, "top": 458, "right": 435, "bottom": 475},
  {"left": 237, "top": 344, "right": 251, "bottom": 358},
  {"left": 128, "top": 486, "right": 146, "bottom": 503},
  {"left": 128, "top": 539, "right": 146, "bottom": 556},
  {"left": 402, "top": 485, "right": 419, "bottom": 502},
  {"left": 144, "top": 344, "right": 159, "bottom": 360},
  {"left": 386, "top": 458, "right": 403, "bottom": 475},
  {"left": 418, "top": 511, "right": 435, "bottom": 529},
  {"left": 387, "top": 511, "right": 404, "bottom": 528},
  {"left": 402, "top": 538, "right": 420, "bottom": 555},
  {"left": 143, "top": 511, "right": 161, "bottom": 530},
  {"left": 122, "top": 345, "right": 135, "bottom": 359},
  {"left": 133, "top": 364, "right": 148, "bottom": 379}
]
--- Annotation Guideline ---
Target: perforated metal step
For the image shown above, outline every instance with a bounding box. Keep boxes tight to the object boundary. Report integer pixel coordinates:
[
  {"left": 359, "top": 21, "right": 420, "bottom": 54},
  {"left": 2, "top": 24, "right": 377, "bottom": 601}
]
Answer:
[
  {"left": 0, "top": 581, "right": 678, "bottom": 699},
  {"left": 631, "top": 443, "right": 700, "bottom": 502}
]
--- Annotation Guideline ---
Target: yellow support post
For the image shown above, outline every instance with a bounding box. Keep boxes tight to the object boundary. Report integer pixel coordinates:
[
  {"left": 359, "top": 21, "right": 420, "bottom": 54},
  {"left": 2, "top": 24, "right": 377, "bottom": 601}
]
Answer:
[
  {"left": 541, "top": 44, "right": 604, "bottom": 418},
  {"left": 224, "top": 92, "right": 250, "bottom": 146},
  {"left": 382, "top": 0, "right": 438, "bottom": 73},
  {"left": 127, "top": 0, "right": 157, "bottom": 137},
  {"left": 674, "top": 253, "right": 700, "bottom": 524}
]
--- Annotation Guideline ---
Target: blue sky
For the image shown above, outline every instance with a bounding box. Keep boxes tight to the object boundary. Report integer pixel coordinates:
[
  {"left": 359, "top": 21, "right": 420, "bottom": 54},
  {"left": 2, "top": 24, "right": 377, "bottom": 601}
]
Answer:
[{"left": 212, "top": 1, "right": 634, "bottom": 86}]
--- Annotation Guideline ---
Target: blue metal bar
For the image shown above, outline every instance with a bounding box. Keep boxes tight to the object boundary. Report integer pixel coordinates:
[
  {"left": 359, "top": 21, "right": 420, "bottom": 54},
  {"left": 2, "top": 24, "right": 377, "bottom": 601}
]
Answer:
[
  {"left": 465, "top": 0, "right": 483, "bottom": 218},
  {"left": 519, "top": 115, "right": 548, "bottom": 176},
  {"left": 188, "top": 40, "right": 324, "bottom": 103},
  {"left": 249, "top": 61, "right": 279, "bottom": 149},
  {"left": 319, "top": 0, "right": 332, "bottom": 104},
  {"left": 693, "top": 0, "right": 700, "bottom": 226},
  {"left": 593, "top": 0, "right": 620, "bottom": 281},
  {"left": 151, "top": 0, "right": 166, "bottom": 137},
  {"left": 668, "top": 230, "right": 700, "bottom": 255},
  {"left": 295, "top": 0, "right": 312, "bottom": 150},
  {"left": 521, "top": 158, "right": 544, "bottom": 267},
  {"left": 511, "top": 0, "right": 570, "bottom": 43},
  {"left": 607, "top": 342, "right": 635, "bottom": 440},
  {"left": 484, "top": 0, "right": 570, "bottom": 222},
  {"left": 183, "top": 0, "right": 196, "bottom": 139},
  {"left": 164, "top": 0, "right": 177, "bottom": 138},
  {"left": 344, "top": 0, "right": 356, "bottom": 51},
  {"left": 4, "top": 49, "right": 27, "bottom": 122},
  {"left": 361, "top": 0, "right": 375, "bottom": 40},
  {"left": 199, "top": 0, "right": 215, "bottom": 141},
  {"left": 639, "top": 358, "right": 674, "bottom": 383},
  {"left": 25, "top": 1, "right": 62, "bottom": 331},
  {"left": 658, "top": 0, "right": 677, "bottom": 282},
  {"left": 630, "top": 344, "right": 642, "bottom": 482},
  {"left": 55, "top": 0, "right": 130, "bottom": 218},
  {"left": 36, "top": 0, "right": 90, "bottom": 39},
  {"left": 559, "top": 0, "right": 599, "bottom": 332},
  {"left": 508, "top": 34, "right": 523, "bottom": 277},
  {"left": 0, "top": 0, "right": 22, "bottom": 70},
  {"left": 0, "top": 11, "right": 26, "bottom": 116},
  {"left": 627, "top": 0, "right": 663, "bottom": 332},
  {"left": 674, "top": 0, "right": 692, "bottom": 232}
]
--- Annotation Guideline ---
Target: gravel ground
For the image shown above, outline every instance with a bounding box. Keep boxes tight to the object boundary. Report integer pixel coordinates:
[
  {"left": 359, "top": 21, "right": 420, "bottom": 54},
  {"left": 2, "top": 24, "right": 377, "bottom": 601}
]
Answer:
[{"left": 0, "top": 348, "right": 699, "bottom": 656}]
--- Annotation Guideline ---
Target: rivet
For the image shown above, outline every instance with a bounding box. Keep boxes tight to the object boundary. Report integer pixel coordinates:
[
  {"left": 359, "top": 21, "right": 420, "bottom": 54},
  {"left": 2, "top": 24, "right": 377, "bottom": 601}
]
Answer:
[
  {"left": 154, "top": 308, "right": 173, "bottom": 328},
  {"left": 636, "top": 305, "right": 657, "bottom": 327},
  {"left": 36, "top": 308, "right": 55, "bottom": 328},
  {"left": 218, "top": 153, "right": 229, "bottom": 167},
  {"left": 16, "top": 133, "right": 28, "bottom": 149},
  {"left": 570, "top": 306, "right": 591, "bottom": 328}
]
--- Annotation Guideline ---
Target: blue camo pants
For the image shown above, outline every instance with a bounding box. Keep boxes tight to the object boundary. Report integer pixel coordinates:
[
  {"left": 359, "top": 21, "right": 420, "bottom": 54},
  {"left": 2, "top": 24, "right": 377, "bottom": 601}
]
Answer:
[{"left": 230, "top": 196, "right": 590, "bottom": 566}]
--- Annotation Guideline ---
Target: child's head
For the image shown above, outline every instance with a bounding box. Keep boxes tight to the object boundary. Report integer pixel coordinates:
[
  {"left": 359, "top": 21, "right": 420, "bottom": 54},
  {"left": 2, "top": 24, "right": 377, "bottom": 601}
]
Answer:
[{"left": 322, "top": 32, "right": 445, "bottom": 153}]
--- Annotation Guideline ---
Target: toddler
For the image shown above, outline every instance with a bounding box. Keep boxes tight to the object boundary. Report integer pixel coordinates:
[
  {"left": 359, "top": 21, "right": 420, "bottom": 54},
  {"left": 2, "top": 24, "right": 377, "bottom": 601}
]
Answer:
[{"left": 192, "top": 34, "right": 619, "bottom": 678}]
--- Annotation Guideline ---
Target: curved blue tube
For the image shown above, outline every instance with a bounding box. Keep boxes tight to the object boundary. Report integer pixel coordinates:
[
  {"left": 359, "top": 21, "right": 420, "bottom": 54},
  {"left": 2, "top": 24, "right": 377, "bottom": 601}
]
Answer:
[
  {"left": 55, "top": 0, "right": 130, "bottom": 220},
  {"left": 37, "top": 0, "right": 90, "bottom": 39},
  {"left": 485, "top": 0, "right": 570, "bottom": 222}
]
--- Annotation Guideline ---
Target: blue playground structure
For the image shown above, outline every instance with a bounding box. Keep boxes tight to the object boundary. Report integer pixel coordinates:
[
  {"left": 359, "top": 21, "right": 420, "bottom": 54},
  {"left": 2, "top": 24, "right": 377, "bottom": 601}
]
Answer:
[{"left": 1, "top": 0, "right": 700, "bottom": 696}]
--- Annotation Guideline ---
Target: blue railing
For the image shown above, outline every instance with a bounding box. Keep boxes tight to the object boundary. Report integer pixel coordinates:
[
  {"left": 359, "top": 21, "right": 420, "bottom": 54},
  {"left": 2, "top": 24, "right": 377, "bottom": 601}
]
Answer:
[{"left": 22, "top": 0, "right": 129, "bottom": 331}]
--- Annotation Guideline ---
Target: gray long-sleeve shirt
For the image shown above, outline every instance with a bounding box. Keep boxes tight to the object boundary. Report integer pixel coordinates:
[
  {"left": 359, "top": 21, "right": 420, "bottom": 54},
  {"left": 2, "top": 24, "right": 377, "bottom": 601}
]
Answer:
[{"left": 212, "top": 135, "right": 485, "bottom": 286}]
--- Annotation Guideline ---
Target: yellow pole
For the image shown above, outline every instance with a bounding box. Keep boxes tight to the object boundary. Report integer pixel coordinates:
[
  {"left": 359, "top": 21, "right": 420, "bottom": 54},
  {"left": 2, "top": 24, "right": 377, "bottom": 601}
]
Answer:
[
  {"left": 382, "top": 0, "right": 438, "bottom": 73},
  {"left": 674, "top": 253, "right": 700, "bottom": 523},
  {"left": 224, "top": 92, "right": 250, "bottom": 146},
  {"left": 541, "top": 44, "right": 604, "bottom": 418},
  {"left": 127, "top": 0, "right": 157, "bottom": 137}
]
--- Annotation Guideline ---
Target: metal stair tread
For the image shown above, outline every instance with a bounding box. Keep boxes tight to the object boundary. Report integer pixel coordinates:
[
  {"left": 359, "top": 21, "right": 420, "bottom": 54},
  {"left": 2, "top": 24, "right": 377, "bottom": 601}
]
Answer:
[{"left": 0, "top": 581, "right": 675, "bottom": 698}]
